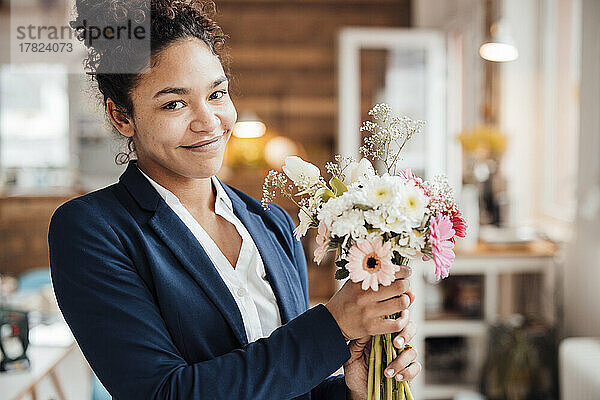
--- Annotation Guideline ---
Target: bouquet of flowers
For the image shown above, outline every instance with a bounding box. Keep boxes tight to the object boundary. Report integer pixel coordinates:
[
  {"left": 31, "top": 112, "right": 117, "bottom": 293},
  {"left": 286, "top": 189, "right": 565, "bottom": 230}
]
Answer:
[{"left": 262, "top": 104, "right": 467, "bottom": 400}]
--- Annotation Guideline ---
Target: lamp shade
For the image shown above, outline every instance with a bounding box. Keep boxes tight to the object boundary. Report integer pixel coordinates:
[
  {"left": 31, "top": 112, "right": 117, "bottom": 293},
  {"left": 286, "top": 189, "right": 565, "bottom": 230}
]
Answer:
[
  {"left": 479, "top": 19, "right": 519, "bottom": 62},
  {"left": 232, "top": 111, "right": 266, "bottom": 138}
]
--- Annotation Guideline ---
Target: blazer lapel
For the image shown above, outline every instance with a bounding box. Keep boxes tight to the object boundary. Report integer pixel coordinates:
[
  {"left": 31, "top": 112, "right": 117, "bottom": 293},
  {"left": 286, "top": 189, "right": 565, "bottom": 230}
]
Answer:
[
  {"left": 221, "top": 182, "right": 304, "bottom": 325},
  {"left": 119, "top": 161, "right": 248, "bottom": 347},
  {"left": 148, "top": 203, "right": 250, "bottom": 346}
]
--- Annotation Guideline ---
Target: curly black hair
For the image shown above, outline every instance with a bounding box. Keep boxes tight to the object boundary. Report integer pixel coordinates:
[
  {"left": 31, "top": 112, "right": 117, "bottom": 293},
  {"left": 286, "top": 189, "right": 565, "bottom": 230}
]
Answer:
[{"left": 70, "top": 0, "right": 231, "bottom": 164}]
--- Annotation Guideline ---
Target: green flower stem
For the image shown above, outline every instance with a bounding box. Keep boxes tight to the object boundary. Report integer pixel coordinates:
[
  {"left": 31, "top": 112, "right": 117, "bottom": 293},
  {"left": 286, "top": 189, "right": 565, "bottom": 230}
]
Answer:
[
  {"left": 402, "top": 381, "right": 414, "bottom": 400},
  {"left": 390, "top": 346, "right": 401, "bottom": 400},
  {"left": 282, "top": 193, "right": 316, "bottom": 225},
  {"left": 374, "top": 335, "right": 382, "bottom": 400},
  {"left": 365, "top": 257, "right": 415, "bottom": 400},
  {"left": 386, "top": 333, "right": 393, "bottom": 400},
  {"left": 368, "top": 337, "right": 375, "bottom": 400},
  {"left": 397, "top": 345, "right": 414, "bottom": 400}
]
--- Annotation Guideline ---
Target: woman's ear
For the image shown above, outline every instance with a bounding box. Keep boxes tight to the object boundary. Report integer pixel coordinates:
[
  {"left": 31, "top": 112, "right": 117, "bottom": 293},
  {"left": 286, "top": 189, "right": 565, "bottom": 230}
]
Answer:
[{"left": 106, "top": 98, "right": 135, "bottom": 138}]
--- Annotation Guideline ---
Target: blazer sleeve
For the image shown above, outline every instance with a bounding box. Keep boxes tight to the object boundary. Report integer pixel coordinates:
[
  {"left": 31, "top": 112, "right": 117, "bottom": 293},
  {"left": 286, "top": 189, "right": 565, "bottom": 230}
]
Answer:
[
  {"left": 277, "top": 205, "right": 349, "bottom": 400},
  {"left": 48, "top": 198, "right": 350, "bottom": 400}
]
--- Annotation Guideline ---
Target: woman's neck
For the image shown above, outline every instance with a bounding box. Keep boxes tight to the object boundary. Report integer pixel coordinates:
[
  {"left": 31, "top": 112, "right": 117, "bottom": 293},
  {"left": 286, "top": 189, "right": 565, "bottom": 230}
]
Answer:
[{"left": 136, "top": 159, "right": 216, "bottom": 216}]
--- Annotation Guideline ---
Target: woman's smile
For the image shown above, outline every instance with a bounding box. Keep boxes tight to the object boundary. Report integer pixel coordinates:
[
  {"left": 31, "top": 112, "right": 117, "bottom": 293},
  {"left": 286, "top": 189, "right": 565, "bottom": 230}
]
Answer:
[{"left": 180, "top": 130, "right": 229, "bottom": 152}]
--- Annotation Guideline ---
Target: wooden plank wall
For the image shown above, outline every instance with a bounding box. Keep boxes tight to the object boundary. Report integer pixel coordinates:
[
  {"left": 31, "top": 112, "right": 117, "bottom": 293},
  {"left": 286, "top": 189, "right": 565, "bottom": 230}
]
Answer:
[
  {"left": 0, "top": 195, "right": 80, "bottom": 278},
  {"left": 216, "top": 0, "right": 411, "bottom": 196}
]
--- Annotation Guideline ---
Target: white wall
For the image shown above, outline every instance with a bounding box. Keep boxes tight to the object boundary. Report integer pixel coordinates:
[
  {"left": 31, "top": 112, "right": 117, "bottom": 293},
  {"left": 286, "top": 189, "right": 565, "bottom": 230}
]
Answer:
[
  {"left": 498, "top": 0, "right": 541, "bottom": 228},
  {"left": 412, "top": 0, "right": 485, "bottom": 131},
  {"left": 563, "top": 0, "right": 600, "bottom": 337}
]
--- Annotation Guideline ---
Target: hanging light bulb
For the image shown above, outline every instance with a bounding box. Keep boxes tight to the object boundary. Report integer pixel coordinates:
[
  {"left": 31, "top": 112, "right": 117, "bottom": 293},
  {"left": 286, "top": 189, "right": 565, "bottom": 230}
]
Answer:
[
  {"left": 232, "top": 111, "right": 266, "bottom": 138},
  {"left": 480, "top": 19, "right": 519, "bottom": 62}
]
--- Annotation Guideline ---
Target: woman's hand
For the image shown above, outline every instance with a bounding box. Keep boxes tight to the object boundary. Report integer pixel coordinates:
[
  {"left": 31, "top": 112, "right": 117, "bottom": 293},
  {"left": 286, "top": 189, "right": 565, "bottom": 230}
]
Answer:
[
  {"left": 325, "top": 267, "right": 413, "bottom": 341},
  {"left": 342, "top": 292, "right": 419, "bottom": 400}
]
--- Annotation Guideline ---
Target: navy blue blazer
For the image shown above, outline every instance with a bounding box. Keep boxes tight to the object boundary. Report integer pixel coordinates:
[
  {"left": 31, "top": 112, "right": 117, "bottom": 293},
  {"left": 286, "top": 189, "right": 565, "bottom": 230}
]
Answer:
[{"left": 48, "top": 160, "right": 351, "bottom": 399}]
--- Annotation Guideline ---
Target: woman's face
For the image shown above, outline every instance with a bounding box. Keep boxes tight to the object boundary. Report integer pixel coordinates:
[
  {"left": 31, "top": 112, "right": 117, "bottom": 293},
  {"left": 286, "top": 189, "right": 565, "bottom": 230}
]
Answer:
[{"left": 126, "top": 37, "right": 237, "bottom": 181}]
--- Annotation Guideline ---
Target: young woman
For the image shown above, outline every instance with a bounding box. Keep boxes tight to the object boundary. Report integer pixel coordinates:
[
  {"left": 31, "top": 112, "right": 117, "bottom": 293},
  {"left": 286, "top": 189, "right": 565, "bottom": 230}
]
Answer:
[{"left": 48, "top": 1, "right": 420, "bottom": 399}]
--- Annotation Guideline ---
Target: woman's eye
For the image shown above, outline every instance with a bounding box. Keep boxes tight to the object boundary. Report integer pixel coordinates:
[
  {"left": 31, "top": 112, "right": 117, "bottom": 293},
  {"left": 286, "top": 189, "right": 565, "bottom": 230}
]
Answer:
[
  {"left": 162, "top": 101, "right": 185, "bottom": 110},
  {"left": 210, "top": 90, "right": 227, "bottom": 100}
]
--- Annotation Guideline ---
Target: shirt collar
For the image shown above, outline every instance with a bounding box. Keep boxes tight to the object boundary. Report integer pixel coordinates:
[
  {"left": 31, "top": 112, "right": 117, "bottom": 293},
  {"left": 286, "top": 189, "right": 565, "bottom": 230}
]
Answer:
[
  {"left": 136, "top": 166, "right": 233, "bottom": 212},
  {"left": 211, "top": 175, "right": 234, "bottom": 211}
]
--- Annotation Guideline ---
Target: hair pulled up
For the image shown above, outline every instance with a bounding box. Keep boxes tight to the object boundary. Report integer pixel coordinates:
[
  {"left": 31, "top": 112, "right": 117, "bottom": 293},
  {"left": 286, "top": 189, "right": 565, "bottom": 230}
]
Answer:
[{"left": 70, "top": 0, "right": 231, "bottom": 164}]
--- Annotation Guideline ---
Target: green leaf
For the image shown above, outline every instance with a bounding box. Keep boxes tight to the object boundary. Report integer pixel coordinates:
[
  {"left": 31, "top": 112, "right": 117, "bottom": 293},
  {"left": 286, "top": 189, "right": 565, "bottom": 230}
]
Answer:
[
  {"left": 329, "top": 177, "right": 348, "bottom": 196},
  {"left": 354, "top": 203, "right": 373, "bottom": 211},
  {"left": 329, "top": 235, "right": 345, "bottom": 245},
  {"left": 391, "top": 250, "right": 410, "bottom": 266},
  {"left": 315, "top": 187, "right": 335, "bottom": 202},
  {"left": 335, "top": 268, "right": 350, "bottom": 280},
  {"left": 335, "top": 259, "right": 349, "bottom": 268}
]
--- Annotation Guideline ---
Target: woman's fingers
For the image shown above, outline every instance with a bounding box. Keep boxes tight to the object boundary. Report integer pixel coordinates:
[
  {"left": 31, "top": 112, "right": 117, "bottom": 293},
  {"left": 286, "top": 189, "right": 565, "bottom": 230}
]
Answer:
[
  {"left": 405, "top": 290, "right": 415, "bottom": 306},
  {"left": 346, "top": 336, "right": 372, "bottom": 364},
  {"left": 383, "top": 346, "right": 421, "bottom": 381},
  {"left": 394, "top": 265, "right": 412, "bottom": 280},
  {"left": 395, "top": 361, "right": 422, "bottom": 382},
  {"left": 368, "top": 279, "right": 410, "bottom": 302},
  {"left": 374, "top": 295, "right": 411, "bottom": 317},
  {"left": 373, "top": 313, "right": 412, "bottom": 336},
  {"left": 325, "top": 264, "right": 416, "bottom": 340},
  {"left": 393, "top": 320, "right": 417, "bottom": 348}
]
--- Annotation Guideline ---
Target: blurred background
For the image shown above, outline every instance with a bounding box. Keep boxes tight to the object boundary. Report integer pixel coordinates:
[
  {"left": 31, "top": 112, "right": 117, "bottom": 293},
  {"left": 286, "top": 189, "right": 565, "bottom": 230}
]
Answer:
[{"left": 0, "top": 0, "right": 599, "bottom": 399}]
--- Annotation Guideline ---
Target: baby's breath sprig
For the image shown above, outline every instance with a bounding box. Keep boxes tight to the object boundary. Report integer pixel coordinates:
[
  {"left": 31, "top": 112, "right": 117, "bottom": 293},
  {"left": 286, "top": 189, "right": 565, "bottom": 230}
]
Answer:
[
  {"left": 325, "top": 161, "right": 340, "bottom": 178},
  {"left": 262, "top": 170, "right": 294, "bottom": 210},
  {"left": 261, "top": 170, "right": 318, "bottom": 226},
  {"left": 359, "top": 103, "right": 425, "bottom": 175},
  {"left": 423, "top": 174, "right": 457, "bottom": 215},
  {"left": 326, "top": 154, "right": 356, "bottom": 182}
]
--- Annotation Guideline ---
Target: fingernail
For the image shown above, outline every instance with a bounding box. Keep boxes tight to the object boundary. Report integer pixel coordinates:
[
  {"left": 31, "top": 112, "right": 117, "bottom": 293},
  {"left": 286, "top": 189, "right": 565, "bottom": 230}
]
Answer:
[
  {"left": 385, "top": 368, "right": 395, "bottom": 377},
  {"left": 395, "top": 374, "right": 404, "bottom": 381},
  {"left": 394, "top": 336, "right": 404, "bottom": 348}
]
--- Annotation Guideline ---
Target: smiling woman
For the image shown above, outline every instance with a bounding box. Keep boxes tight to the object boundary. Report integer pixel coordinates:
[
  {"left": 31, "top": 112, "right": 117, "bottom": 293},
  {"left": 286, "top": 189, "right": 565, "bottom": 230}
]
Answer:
[
  {"left": 47, "top": 1, "right": 418, "bottom": 399},
  {"left": 106, "top": 37, "right": 237, "bottom": 191}
]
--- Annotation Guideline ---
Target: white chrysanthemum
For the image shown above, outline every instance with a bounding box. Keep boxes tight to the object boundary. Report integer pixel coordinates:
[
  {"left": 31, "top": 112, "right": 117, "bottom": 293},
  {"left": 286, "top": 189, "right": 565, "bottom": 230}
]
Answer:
[
  {"left": 385, "top": 211, "right": 412, "bottom": 234},
  {"left": 364, "top": 209, "right": 390, "bottom": 232},
  {"left": 317, "top": 192, "right": 354, "bottom": 226},
  {"left": 391, "top": 228, "right": 426, "bottom": 260},
  {"left": 330, "top": 209, "right": 366, "bottom": 238},
  {"left": 400, "top": 182, "right": 428, "bottom": 226},
  {"left": 364, "top": 176, "right": 397, "bottom": 207},
  {"left": 397, "top": 246, "right": 418, "bottom": 258},
  {"left": 391, "top": 233, "right": 419, "bottom": 259},
  {"left": 408, "top": 228, "right": 426, "bottom": 250},
  {"left": 396, "top": 233, "right": 409, "bottom": 247}
]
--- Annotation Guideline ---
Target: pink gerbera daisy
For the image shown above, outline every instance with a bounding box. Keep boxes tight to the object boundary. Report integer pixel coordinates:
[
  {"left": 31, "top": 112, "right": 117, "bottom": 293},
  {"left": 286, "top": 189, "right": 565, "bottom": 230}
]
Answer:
[
  {"left": 313, "top": 220, "right": 330, "bottom": 264},
  {"left": 346, "top": 237, "right": 399, "bottom": 291},
  {"left": 429, "top": 214, "right": 456, "bottom": 281},
  {"left": 451, "top": 209, "right": 467, "bottom": 239},
  {"left": 396, "top": 168, "right": 425, "bottom": 190}
]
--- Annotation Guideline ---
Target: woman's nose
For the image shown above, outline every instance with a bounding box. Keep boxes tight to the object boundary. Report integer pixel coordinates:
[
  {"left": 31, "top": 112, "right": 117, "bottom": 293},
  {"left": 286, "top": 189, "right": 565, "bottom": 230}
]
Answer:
[{"left": 190, "top": 104, "right": 220, "bottom": 133}]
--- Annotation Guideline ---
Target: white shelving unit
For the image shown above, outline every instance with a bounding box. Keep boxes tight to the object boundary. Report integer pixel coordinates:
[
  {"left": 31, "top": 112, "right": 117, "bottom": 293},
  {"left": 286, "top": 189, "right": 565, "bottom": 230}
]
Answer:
[{"left": 409, "top": 241, "right": 560, "bottom": 400}]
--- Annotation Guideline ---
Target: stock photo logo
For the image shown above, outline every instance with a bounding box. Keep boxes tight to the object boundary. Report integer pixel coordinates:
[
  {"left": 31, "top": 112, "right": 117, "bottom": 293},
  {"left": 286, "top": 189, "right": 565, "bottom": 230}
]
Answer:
[{"left": 9, "top": 0, "right": 150, "bottom": 74}]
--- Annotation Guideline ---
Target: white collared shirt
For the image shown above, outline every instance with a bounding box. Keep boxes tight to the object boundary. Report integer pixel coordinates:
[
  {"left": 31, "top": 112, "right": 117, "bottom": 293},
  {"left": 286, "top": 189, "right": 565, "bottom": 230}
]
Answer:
[{"left": 137, "top": 167, "right": 282, "bottom": 344}]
